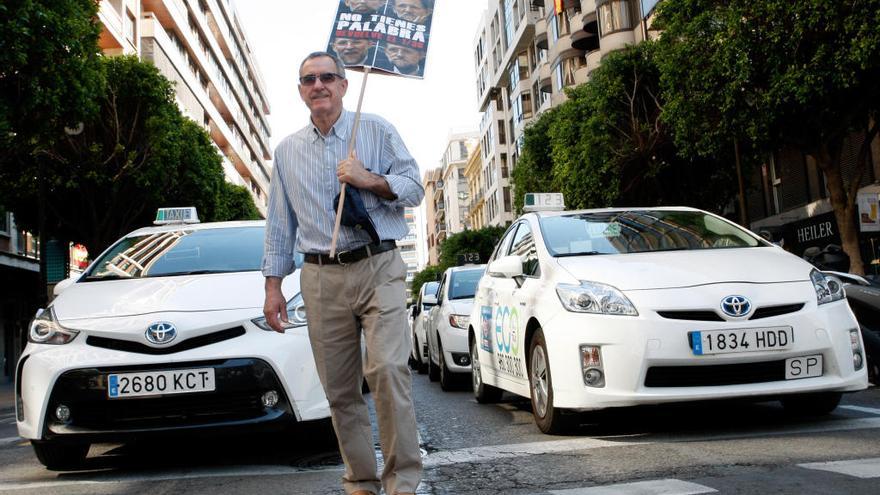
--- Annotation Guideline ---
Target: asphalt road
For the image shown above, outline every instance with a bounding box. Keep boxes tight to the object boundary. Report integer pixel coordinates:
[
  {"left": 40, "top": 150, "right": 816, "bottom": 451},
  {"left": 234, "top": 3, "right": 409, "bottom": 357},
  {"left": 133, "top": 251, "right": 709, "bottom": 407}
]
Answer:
[{"left": 1, "top": 374, "right": 879, "bottom": 494}]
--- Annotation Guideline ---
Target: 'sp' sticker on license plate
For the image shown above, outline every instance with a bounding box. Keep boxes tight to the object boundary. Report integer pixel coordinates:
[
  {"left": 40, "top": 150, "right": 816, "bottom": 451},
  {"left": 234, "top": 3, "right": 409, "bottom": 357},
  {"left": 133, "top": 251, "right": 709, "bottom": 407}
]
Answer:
[
  {"left": 108, "top": 368, "right": 215, "bottom": 398},
  {"left": 690, "top": 326, "right": 793, "bottom": 355}
]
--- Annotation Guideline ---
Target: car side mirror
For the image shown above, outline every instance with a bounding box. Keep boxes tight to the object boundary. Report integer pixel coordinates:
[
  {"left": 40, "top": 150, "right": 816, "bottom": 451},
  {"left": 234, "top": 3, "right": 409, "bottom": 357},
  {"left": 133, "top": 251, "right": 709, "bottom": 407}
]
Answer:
[
  {"left": 52, "top": 275, "right": 78, "bottom": 297},
  {"left": 488, "top": 255, "right": 523, "bottom": 279},
  {"left": 423, "top": 294, "right": 438, "bottom": 306}
]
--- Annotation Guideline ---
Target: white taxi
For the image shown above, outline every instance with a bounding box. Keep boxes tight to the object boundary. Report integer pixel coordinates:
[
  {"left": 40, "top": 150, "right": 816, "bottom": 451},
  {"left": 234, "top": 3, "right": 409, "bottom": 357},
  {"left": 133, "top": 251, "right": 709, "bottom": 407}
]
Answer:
[
  {"left": 15, "top": 208, "right": 328, "bottom": 469},
  {"left": 468, "top": 204, "right": 869, "bottom": 433}
]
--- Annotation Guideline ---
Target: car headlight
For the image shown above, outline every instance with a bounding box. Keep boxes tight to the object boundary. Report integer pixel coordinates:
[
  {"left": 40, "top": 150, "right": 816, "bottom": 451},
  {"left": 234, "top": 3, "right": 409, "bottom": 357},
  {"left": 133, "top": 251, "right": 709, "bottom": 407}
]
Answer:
[
  {"left": 811, "top": 269, "right": 845, "bottom": 305},
  {"left": 449, "top": 314, "right": 470, "bottom": 329},
  {"left": 252, "top": 293, "right": 308, "bottom": 331},
  {"left": 29, "top": 307, "right": 79, "bottom": 344},
  {"left": 556, "top": 281, "right": 638, "bottom": 316}
]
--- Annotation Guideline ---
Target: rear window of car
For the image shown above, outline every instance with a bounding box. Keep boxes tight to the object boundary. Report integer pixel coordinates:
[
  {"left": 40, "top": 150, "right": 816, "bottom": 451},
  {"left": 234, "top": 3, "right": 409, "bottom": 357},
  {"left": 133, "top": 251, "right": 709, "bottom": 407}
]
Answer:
[
  {"left": 539, "top": 210, "right": 764, "bottom": 257},
  {"left": 448, "top": 268, "right": 485, "bottom": 300},
  {"left": 85, "top": 226, "right": 271, "bottom": 280}
]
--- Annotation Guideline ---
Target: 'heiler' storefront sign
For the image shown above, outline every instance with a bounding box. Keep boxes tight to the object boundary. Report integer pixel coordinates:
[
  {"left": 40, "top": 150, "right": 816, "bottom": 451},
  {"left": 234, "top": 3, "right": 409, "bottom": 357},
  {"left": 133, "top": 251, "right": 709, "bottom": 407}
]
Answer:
[{"left": 326, "top": 0, "right": 435, "bottom": 79}]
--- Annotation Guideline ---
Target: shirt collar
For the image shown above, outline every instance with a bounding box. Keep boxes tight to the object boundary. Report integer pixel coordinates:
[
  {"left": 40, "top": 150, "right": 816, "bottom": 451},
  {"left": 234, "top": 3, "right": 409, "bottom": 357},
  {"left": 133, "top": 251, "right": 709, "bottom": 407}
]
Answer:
[{"left": 310, "top": 109, "right": 352, "bottom": 143}]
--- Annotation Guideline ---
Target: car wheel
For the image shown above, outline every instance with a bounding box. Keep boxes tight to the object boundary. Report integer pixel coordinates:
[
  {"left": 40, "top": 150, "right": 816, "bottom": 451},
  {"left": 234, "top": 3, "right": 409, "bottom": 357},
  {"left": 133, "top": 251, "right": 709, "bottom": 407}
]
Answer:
[
  {"left": 428, "top": 336, "right": 440, "bottom": 382},
  {"left": 860, "top": 326, "right": 880, "bottom": 385},
  {"left": 529, "top": 329, "right": 575, "bottom": 434},
  {"left": 781, "top": 392, "right": 843, "bottom": 416},
  {"left": 471, "top": 336, "right": 502, "bottom": 403},
  {"left": 439, "top": 340, "right": 457, "bottom": 391},
  {"left": 414, "top": 335, "right": 428, "bottom": 375},
  {"left": 31, "top": 440, "right": 89, "bottom": 470}
]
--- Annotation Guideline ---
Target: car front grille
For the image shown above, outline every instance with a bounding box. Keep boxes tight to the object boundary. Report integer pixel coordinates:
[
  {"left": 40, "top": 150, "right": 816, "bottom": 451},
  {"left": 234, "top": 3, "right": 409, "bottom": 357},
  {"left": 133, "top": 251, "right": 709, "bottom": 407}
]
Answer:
[
  {"left": 86, "top": 326, "right": 246, "bottom": 355},
  {"left": 46, "top": 358, "right": 287, "bottom": 433},
  {"left": 644, "top": 359, "right": 786, "bottom": 387},
  {"left": 656, "top": 303, "right": 805, "bottom": 322}
]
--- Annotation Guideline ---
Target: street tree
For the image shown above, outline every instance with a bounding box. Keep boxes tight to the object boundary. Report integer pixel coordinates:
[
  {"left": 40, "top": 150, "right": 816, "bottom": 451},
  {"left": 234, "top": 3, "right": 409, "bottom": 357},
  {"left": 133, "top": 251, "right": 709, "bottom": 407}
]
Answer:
[
  {"left": 655, "top": 0, "right": 880, "bottom": 274},
  {"left": 514, "top": 42, "right": 734, "bottom": 214},
  {"left": 0, "top": 0, "right": 104, "bottom": 191},
  {"left": 215, "top": 182, "right": 262, "bottom": 222},
  {"left": 438, "top": 226, "right": 507, "bottom": 270},
  {"left": 6, "top": 56, "right": 255, "bottom": 255}
]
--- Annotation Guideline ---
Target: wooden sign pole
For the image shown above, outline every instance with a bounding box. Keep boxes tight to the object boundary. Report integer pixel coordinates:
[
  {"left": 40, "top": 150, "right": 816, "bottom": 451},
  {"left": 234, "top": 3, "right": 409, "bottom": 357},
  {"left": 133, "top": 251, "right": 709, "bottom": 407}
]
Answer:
[{"left": 330, "top": 66, "right": 371, "bottom": 259}]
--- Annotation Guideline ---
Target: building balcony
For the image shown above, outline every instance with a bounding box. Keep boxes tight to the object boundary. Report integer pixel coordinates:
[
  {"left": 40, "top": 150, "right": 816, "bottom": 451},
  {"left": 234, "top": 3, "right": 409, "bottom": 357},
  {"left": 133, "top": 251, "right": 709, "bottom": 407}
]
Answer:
[
  {"left": 580, "top": 0, "right": 598, "bottom": 18},
  {"left": 574, "top": 64, "right": 590, "bottom": 85},
  {"left": 535, "top": 17, "right": 548, "bottom": 50},
  {"left": 548, "top": 30, "right": 575, "bottom": 67},
  {"left": 98, "top": 1, "right": 137, "bottom": 55},
  {"left": 538, "top": 62, "right": 553, "bottom": 92},
  {"left": 586, "top": 48, "right": 602, "bottom": 74},
  {"left": 436, "top": 222, "right": 447, "bottom": 235}
]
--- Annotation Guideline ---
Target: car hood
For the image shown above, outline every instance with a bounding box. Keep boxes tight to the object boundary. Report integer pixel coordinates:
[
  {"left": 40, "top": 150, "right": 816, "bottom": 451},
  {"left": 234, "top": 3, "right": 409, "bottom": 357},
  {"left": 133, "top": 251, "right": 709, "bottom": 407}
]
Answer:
[
  {"left": 53, "top": 271, "right": 298, "bottom": 320},
  {"left": 554, "top": 247, "right": 812, "bottom": 291},
  {"left": 446, "top": 299, "right": 475, "bottom": 315}
]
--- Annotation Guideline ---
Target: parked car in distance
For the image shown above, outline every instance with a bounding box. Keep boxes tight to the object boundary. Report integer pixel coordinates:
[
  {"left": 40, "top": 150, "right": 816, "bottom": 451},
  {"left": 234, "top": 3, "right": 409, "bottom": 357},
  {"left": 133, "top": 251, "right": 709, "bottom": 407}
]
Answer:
[
  {"left": 822, "top": 271, "right": 880, "bottom": 384},
  {"left": 16, "top": 208, "right": 330, "bottom": 470},
  {"left": 410, "top": 281, "right": 439, "bottom": 374},
  {"left": 426, "top": 265, "right": 486, "bottom": 390},
  {"left": 469, "top": 206, "right": 868, "bottom": 434}
]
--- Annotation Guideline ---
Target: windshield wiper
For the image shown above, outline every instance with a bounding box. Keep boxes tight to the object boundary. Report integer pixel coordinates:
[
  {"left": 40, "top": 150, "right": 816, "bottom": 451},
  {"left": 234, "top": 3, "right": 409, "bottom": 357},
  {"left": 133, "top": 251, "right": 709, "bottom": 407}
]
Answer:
[
  {"left": 83, "top": 275, "right": 129, "bottom": 282},
  {"left": 146, "top": 270, "right": 236, "bottom": 277},
  {"left": 554, "top": 251, "right": 603, "bottom": 257}
]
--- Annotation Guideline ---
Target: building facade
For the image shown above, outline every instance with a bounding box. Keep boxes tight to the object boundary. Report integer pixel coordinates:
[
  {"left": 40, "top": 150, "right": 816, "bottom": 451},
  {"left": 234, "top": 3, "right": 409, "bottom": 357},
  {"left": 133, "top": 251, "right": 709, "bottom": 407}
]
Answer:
[
  {"left": 401, "top": 207, "right": 420, "bottom": 302},
  {"left": 471, "top": 0, "right": 654, "bottom": 225},
  {"left": 100, "top": 0, "right": 273, "bottom": 214},
  {"left": 423, "top": 168, "right": 444, "bottom": 266},
  {"left": 441, "top": 132, "right": 481, "bottom": 236},
  {"left": 464, "top": 142, "right": 487, "bottom": 230}
]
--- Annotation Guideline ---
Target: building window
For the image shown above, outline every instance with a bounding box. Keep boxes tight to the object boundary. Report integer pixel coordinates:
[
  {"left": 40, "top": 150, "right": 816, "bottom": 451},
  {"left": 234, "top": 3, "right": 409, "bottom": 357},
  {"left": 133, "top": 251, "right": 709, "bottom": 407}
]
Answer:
[
  {"left": 124, "top": 9, "right": 137, "bottom": 43},
  {"left": 598, "top": 0, "right": 635, "bottom": 37},
  {"left": 522, "top": 91, "right": 533, "bottom": 120},
  {"left": 503, "top": 187, "right": 512, "bottom": 213},
  {"left": 498, "top": 120, "right": 506, "bottom": 145},
  {"left": 0, "top": 208, "right": 9, "bottom": 236},
  {"left": 501, "top": 154, "right": 509, "bottom": 179}
]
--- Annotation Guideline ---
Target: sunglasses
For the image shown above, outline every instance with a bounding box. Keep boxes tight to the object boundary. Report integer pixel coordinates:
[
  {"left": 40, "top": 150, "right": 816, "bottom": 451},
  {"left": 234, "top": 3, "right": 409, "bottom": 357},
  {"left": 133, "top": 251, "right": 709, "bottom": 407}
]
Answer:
[{"left": 299, "top": 72, "right": 345, "bottom": 86}]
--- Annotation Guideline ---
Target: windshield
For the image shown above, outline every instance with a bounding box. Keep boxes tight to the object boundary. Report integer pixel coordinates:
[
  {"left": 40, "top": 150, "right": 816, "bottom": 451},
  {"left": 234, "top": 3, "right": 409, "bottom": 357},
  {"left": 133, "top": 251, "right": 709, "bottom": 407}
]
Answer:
[
  {"left": 449, "top": 268, "right": 485, "bottom": 300},
  {"left": 85, "top": 226, "right": 268, "bottom": 280},
  {"left": 540, "top": 210, "right": 764, "bottom": 257}
]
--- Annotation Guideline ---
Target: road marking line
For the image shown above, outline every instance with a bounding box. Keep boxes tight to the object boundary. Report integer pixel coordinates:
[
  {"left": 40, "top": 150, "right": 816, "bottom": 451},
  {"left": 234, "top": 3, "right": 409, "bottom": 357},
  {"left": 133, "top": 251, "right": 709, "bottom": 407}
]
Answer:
[
  {"left": 549, "top": 478, "right": 717, "bottom": 495},
  {"left": 839, "top": 405, "right": 880, "bottom": 416},
  {"left": 422, "top": 437, "right": 648, "bottom": 468},
  {"left": 0, "top": 465, "right": 346, "bottom": 491},
  {"left": 798, "top": 457, "right": 880, "bottom": 479}
]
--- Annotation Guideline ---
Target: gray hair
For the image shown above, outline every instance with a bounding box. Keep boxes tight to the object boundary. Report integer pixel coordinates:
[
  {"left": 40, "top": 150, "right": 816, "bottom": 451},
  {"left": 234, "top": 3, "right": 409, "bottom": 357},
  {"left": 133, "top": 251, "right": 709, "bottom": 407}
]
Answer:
[{"left": 299, "top": 51, "right": 347, "bottom": 79}]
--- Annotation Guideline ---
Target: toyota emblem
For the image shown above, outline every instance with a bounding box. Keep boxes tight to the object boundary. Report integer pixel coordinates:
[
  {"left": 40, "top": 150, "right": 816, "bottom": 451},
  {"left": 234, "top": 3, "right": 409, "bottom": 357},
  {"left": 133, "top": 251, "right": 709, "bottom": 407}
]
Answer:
[
  {"left": 720, "top": 295, "right": 752, "bottom": 318},
  {"left": 145, "top": 322, "right": 177, "bottom": 345}
]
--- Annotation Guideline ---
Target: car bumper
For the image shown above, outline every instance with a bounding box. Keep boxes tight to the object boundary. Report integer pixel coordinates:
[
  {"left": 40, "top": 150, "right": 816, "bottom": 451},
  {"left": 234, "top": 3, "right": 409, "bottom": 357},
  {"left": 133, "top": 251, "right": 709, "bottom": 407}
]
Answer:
[
  {"left": 16, "top": 320, "right": 329, "bottom": 441},
  {"left": 541, "top": 299, "right": 869, "bottom": 410},
  {"left": 439, "top": 325, "right": 471, "bottom": 373}
]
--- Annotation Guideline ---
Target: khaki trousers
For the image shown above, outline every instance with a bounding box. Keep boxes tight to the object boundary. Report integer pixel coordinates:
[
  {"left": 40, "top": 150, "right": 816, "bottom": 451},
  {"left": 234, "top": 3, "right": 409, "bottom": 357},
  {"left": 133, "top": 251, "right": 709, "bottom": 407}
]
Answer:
[{"left": 301, "top": 248, "right": 422, "bottom": 495}]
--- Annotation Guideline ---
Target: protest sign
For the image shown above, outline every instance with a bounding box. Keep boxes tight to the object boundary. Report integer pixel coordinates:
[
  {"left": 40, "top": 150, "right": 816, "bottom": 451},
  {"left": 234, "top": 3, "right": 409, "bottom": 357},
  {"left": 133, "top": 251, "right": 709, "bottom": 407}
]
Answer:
[{"left": 327, "top": 0, "right": 435, "bottom": 78}]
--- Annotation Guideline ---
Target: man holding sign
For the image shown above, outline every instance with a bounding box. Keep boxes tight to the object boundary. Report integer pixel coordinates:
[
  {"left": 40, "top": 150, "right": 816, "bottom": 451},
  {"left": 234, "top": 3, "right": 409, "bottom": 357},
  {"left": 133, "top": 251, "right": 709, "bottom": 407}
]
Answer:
[{"left": 261, "top": 51, "right": 424, "bottom": 494}]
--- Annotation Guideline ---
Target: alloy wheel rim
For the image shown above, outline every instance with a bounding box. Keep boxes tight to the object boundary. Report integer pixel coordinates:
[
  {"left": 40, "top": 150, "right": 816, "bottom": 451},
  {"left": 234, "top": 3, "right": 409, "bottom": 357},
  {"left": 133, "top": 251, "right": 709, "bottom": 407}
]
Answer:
[
  {"left": 532, "top": 345, "right": 548, "bottom": 417},
  {"left": 471, "top": 341, "right": 482, "bottom": 391}
]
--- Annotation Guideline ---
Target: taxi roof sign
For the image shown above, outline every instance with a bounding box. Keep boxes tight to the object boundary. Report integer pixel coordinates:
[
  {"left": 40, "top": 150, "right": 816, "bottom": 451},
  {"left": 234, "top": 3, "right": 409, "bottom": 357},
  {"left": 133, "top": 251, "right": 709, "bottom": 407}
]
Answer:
[
  {"left": 523, "top": 193, "right": 565, "bottom": 212},
  {"left": 154, "top": 207, "right": 200, "bottom": 225}
]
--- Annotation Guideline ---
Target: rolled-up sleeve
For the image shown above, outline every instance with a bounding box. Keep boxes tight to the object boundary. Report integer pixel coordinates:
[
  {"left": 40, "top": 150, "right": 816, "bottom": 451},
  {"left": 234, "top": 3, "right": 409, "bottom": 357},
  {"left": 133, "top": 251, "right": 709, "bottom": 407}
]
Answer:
[
  {"left": 261, "top": 146, "right": 298, "bottom": 278},
  {"left": 380, "top": 124, "right": 425, "bottom": 208}
]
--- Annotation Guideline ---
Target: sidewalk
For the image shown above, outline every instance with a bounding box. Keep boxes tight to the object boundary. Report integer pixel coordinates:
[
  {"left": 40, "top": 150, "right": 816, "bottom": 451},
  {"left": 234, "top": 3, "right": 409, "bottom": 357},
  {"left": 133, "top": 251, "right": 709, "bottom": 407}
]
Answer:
[{"left": 0, "top": 382, "right": 14, "bottom": 413}]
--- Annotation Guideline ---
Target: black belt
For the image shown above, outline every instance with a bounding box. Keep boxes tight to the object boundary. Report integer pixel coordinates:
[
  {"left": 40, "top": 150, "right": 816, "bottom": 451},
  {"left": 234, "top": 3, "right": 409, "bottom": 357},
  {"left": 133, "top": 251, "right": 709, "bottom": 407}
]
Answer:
[{"left": 304, "top": 240, "right": 397, "bottom": 266}]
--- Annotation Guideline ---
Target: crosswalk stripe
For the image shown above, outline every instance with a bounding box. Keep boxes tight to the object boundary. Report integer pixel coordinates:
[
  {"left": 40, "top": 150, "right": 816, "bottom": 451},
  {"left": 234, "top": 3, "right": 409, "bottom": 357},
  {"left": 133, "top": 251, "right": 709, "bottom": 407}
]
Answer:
[
  {"left": 422, "top": 437, "right": 647, "bottom": 468},
  {"left": 549, "top": 479, "right": 717, "bottom": 495},
  {"left": 839, "top": 405, "right": 880, "bottom": 416},
  {"left": 798, "top": 457, "right": 880, "bottom": 479}
]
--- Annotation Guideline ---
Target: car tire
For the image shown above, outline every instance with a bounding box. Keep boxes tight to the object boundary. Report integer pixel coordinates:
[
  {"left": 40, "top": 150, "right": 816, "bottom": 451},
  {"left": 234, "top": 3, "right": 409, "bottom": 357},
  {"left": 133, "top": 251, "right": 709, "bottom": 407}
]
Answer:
[
  {"left": 428, "top": 337, "right": 440, "bottom": 382},
  {"left": 414, "top": 336, "right": 428, "bottom": 375},
  {"left": 439, "top": 340, "right": 457, "bottom": 391},
  {"left": 528, "top": 329, "right": 575, "bottom": 434},
  {"left": 860, "top": 326, "right": 880, "bottom": 385},
  {"left": 31, "top": 440, "right": 90, "bottom": 470},
  {"left": 471, "top": 336, "right": 502, "bottom": 403},
  {"left": 781, "top": 391, "right": 843, "bottom": 416}
]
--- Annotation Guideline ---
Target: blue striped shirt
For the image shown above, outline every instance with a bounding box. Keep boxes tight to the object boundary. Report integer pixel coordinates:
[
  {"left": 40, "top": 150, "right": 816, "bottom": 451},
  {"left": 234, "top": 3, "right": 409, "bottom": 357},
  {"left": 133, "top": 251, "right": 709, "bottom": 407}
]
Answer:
[{"left": 262, "top": 109, "right": 425, "bottom": 278}]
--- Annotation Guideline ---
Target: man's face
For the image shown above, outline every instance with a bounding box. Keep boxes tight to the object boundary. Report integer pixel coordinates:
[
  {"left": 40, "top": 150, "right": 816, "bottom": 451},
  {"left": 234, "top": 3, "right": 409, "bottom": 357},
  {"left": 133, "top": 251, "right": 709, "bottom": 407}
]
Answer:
[
  {"left": 332, "top": 38, "right": 372, "bottom": 65},
  {"left": 393, "top": 0, "right": 430, "bottom": 22},
  {"left": 384, "top": 43, "right": 425, "bottom": 73},
  {"left": 346, "top": 0, "right": 384, "bottom": 14},
  {"left": 298, "top": 56, "right": 348, "bottom": 118}
]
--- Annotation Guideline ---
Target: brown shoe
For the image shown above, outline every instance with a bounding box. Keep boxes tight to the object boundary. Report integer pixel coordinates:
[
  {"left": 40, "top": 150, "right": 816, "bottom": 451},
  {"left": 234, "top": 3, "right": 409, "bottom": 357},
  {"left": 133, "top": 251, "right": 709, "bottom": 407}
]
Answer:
[{"left": 350, "top": 491, "right": 374, "bottom": 495}]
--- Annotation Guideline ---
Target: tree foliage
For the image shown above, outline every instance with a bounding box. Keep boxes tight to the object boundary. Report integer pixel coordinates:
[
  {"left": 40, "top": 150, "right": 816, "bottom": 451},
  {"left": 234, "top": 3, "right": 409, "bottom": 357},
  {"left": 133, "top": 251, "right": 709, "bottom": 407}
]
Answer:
[
  {"left": 410, "top": 265, "right": 443, "bottom": 301},
  {"left": 438, "top": 225, "right": 507, "bottom": 270},
  {"left": 0, "top": 0, "right": 104, "bottom": 174},
  {"left": 655, "top": 0, "right": 880, "bottom": 274},
  {"left": 514, "top": 42, "right": 734, "bottom": 215},
  {"left": 4, "top": 56, "right": 256, "bottom": 255},
  {"left": 215, "top": 182, "right": 262, "bottom": 222}
]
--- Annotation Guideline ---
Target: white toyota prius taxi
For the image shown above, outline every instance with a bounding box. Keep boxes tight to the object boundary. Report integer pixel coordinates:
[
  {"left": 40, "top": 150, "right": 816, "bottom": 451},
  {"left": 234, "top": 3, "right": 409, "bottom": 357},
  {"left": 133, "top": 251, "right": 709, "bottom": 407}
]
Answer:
[
  {"left": 16, "top": 208, "right": 328, "bottom": 469},
  {"left": 468, "top": 199, "right": 868, "bottom": 434}
]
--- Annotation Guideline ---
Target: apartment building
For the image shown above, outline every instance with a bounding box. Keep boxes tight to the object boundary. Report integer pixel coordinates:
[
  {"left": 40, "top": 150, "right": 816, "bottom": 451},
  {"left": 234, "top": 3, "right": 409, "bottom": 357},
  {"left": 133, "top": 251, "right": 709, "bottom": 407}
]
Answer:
[
  {"left": 423, "top": 168, "right": 444, "bottom": 266},
  {"left": 464, "top": 142, "right": 487, "bottom": 230},
  {"left": 99, "top": 0, "right": 273, "bottom": 214},
  {"left": 441, "top": 132, "right": 481, "bottom": 237},
  {"left": 401, "top": 207, "right": 420, "bottom": 302},
  {"left": 471, "top": 0, "right": 656, "bottom": 225}
]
